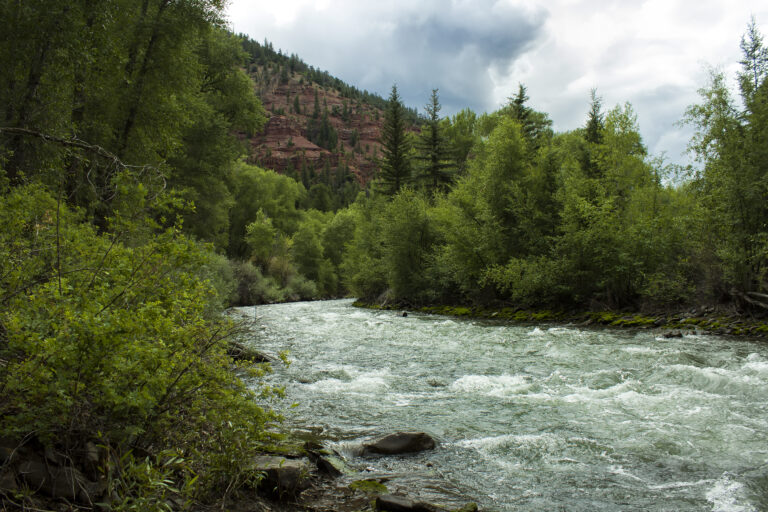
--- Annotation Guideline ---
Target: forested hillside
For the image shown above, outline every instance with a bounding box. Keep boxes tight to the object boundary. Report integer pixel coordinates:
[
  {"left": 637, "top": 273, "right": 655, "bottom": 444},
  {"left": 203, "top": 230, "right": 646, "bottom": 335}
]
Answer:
[
  {"left": 1, "top": 0, "right": 767, "bottom": 507},
  {"left": 238, "top": 35, "right": 421, "bottom": 210}
]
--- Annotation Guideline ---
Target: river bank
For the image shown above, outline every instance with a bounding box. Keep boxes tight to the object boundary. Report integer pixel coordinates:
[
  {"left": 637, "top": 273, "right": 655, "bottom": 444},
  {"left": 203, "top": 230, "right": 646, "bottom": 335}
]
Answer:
[{"left": 353, "top": 300, "right": 768, "bottom": 338}]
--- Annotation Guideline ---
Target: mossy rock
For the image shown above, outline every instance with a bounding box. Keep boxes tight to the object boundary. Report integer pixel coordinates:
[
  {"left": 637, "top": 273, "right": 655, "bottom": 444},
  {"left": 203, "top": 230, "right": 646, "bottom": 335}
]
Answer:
[
  {"left": 530, "top": 310, "right": 553, "bottom": 321},
  {"left": 349, "top": 479, "right": 388, "bottom": 495},
  {"left": 513, "top": 311, "right": 530, "bottom": 321},
  {"left": 451, "top": 504, "right": 479, "bottom": 512}
]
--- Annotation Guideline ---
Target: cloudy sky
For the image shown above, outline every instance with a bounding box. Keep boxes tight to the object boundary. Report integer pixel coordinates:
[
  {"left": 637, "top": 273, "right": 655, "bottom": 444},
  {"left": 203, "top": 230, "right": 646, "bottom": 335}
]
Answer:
[{"left": 226, "top": 0, "right": 768, "bottom": 166}]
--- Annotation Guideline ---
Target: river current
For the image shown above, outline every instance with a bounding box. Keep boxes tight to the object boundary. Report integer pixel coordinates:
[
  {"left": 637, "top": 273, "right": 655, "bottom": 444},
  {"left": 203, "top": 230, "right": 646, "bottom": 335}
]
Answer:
[{"left": 236, "top": 299, "right": 768, "bottom": 511}]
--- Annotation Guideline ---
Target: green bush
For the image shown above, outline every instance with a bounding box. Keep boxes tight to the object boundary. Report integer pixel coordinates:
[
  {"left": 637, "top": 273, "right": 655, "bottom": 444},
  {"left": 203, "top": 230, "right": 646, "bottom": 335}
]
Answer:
[
  {"left": 230, "top": 260, "right": 285, "bottom": 305},
  {"left": 0, "top": 184, "right": 281, "bottom": 503}
]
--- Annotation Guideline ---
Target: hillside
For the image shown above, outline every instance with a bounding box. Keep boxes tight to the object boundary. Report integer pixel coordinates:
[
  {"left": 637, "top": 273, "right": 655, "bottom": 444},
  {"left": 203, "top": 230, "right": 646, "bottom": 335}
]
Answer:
[
  {"left": 239, "top": 36, "right": 420, "bottom": 191},
  {"left": 247, "top": 68, "right": 385, "bottom": 184}
]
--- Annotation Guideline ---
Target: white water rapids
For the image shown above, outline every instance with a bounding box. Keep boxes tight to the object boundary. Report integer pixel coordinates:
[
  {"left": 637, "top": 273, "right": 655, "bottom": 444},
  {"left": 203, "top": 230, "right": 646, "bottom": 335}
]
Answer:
[{"left": 235, "top": 299, "right": 768, "bottom": 511}]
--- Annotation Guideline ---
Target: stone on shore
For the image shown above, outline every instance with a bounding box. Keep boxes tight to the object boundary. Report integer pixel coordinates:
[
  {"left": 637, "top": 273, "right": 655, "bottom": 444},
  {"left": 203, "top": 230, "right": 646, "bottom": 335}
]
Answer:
[{"left": 252, "top": 455, "right": 311, "bottom": 496}]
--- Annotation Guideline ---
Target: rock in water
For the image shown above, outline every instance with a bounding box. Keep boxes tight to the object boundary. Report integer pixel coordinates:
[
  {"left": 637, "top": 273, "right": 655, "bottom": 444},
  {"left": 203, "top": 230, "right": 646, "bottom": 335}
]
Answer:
[
  {"left": 375, "top": 494, "right": 436, "bottom": 512},
  {"left": 227, "top": 341, "right": 275, "bottom": 363},
  {"left": 362, "top": 432, "right": 436, "bottom": 456}
]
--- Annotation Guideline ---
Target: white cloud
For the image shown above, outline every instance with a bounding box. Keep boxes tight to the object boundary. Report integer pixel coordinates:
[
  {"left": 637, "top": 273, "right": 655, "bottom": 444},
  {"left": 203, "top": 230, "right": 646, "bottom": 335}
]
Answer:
[{"left": 227, "top": 0, "right": 768, "bottom": 165}]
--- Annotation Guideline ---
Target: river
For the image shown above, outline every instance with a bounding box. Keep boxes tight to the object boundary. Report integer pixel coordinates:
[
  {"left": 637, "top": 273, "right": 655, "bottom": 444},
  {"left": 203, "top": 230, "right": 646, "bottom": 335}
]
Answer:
[{"left": 235, "top": 299, "right": 768, "bottom": 511}]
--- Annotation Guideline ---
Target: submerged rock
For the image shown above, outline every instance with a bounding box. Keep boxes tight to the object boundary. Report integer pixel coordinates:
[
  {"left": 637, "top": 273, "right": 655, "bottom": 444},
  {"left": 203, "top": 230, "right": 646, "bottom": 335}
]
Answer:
[{"left": 362, "top": 432, "right": 436, "bottom": 456}]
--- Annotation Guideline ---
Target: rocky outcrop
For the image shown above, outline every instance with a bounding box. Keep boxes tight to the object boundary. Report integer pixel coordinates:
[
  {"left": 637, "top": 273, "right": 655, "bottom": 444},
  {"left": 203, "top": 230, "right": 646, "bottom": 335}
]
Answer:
[{"left": 362, "top": 432, "right": 437, "bottom": 456}]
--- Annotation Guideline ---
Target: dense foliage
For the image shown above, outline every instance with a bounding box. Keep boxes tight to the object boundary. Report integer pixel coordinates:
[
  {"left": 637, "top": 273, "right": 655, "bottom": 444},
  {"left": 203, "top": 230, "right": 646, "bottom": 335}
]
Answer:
[
  {"left": 1, "top": 0, "right": 306, "bottom": 507},
  {"left": 348, "top": 22, "right": 768, "bottom": 313},
  {"left": 1, "top": 2, "right": 767, "bottom": 507}
]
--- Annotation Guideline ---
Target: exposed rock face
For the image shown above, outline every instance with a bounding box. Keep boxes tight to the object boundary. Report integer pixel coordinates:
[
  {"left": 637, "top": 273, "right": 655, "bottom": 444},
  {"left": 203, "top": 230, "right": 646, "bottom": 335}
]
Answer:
[
  {"left": 362, "top": 432, "right": 437, "bottom": 456},
  {"left": 252, "top": 455, "right": 312, "bottom": 496},
  {"left": 246, "top": 68, "right": 400, "bottom": 185}
]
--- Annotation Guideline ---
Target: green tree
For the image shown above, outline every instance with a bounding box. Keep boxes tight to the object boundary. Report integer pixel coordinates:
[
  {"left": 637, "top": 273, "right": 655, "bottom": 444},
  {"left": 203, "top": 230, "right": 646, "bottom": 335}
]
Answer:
[
  {"left": 685, "top": 22, "right": 768, "bottom": 301},
  {"left": 379, "top": 84, "right": 412, "bottom": 194},
  {"left": 414, "top": 89, "right": 455, "bottom": 193},
  {"left": 443, "top": 108, "right": 479, "bottom": 174}
]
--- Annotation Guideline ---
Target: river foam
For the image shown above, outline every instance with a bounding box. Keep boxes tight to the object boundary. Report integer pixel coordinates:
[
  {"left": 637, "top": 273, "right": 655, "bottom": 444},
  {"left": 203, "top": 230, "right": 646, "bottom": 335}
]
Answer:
[{"left": 243, "top": 299, "right": 768, "bottom": 511}]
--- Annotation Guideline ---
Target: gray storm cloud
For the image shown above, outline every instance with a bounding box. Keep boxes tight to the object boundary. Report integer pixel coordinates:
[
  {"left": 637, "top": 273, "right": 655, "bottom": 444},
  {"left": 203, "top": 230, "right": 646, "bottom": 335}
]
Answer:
[
  {"left": 228, "top": 0, "right": 768, "bottom": 165},
  {"left": 234, "top": 0, "right": 547, "bottom": 115}
]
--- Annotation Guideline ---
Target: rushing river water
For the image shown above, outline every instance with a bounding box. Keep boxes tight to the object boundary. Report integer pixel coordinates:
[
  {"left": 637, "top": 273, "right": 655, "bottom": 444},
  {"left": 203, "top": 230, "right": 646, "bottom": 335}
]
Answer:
[{"left": 236, "top": 299, "right": 768, "bottom": 511}]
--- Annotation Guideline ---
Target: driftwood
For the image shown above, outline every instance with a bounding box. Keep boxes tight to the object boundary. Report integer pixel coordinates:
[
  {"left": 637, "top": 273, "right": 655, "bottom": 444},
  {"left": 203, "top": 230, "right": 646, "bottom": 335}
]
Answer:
[{"left": 733, "top": 289, "right": 768, "bottom": 310}]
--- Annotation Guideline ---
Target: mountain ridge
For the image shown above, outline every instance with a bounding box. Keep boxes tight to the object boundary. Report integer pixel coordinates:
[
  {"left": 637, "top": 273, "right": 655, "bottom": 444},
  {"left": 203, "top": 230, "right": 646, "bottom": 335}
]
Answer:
[{"left": 238, "top": 35, "right": 420, "bottom": 190}]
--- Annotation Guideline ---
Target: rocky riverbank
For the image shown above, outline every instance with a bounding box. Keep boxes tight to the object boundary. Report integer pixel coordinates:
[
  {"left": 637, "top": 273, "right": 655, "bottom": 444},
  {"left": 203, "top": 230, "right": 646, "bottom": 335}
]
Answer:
[
  {"left": 353, "top": 301, "right": 768, "bottom": 338},
  {"left": 200, "top": 432, "right": 478, "bottom": 512},
  {"left": 1, "top": 429, "right": 479, "bottom": 511}
]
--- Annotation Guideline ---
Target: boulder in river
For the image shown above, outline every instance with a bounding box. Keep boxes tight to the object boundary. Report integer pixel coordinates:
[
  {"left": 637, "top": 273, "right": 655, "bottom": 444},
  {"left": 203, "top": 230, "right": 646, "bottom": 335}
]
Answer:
[
  {"left": 662, "top": 330, "right": 683, "bottom": 338},
  {"left": 375, "top": 494, "right": 438, "bottom": 512},
  {"left": 362, "top": 432, "right": 436, "bottom": 456}
]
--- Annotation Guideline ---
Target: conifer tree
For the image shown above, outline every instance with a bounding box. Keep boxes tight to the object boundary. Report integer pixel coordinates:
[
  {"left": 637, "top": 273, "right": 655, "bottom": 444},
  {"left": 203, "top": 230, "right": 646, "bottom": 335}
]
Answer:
[
  {"left": 503, "top": 84, "right": 553, "bottom": 152},
  {"left": 379, "top": 84, "right": 411, "bottom": 194},
  {"left": 414, "top": 89, "right": 454, "bottom": 193},
  {"left": 585, "top": 88, "right": 604, "bottom": 145}
]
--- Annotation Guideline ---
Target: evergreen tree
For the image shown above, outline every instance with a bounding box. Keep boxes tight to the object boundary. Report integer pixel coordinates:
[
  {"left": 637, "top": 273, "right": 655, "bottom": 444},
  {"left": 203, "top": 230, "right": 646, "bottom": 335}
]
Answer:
[
  {"left": 510, "top": 84, "right": 531, "bottom": 124},
  {"left": 414, "top": 88, "right": 454, "bottom": 193},
  {"left": 312, "top": 88, "right": 320, "bottom": 119},
  {"left": 739, "top": 16, "right": 768, "bottom": 105},
  {"left": 506, "top": 83, "right": 553, "bottom": 151},
  {"left": 585, "top": 88, "right": 605, "bottom": 144},
  {"left": 379, "top": 84, "right": 411, "bottom": 194}
]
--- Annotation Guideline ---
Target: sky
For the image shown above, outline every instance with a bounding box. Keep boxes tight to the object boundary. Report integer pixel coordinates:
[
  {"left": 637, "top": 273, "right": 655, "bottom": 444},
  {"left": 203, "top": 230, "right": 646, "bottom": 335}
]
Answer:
[{"left": 226, "top": 0, "right": 768, "bottom": 166}]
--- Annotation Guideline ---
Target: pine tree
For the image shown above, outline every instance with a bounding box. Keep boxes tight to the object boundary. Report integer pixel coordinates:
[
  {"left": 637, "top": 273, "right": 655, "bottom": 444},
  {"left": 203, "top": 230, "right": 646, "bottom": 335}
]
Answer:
[
  {"left": 379, "top": 84, "right": 411, "bottom": 194},
  {"left": 312, "top": 88, "right": 320, "bottom": 119},
  {"left": 505, "top": 83, "right": 552, "bottom": 151},
  {"left": 585, "top": 88, "right": 604, "bottom": 145},
  {"left": 510, "top": 84, "right": 531, "bottom": 124},
  {"left": 414, "top": 88, "right": 454, "bottom": 193},
  {"left": 739, "top": 16, "right": 768, "bottom": 108}
]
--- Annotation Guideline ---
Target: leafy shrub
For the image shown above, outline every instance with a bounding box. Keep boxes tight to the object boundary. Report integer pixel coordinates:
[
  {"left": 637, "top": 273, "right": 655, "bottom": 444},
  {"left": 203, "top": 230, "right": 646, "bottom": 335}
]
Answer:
[
  {"left": 0, "top": 184, "right": 281, "bottom": 503},
  {"left": 230, "top": 260, "right": 284, "bottom": 305}
]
